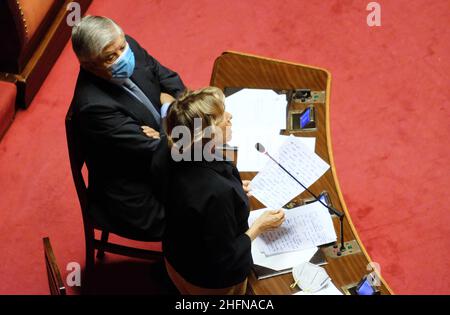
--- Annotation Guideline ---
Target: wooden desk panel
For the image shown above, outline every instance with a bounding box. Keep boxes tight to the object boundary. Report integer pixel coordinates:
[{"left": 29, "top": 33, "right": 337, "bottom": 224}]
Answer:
[{"left": 211, "top": 51, "right": 393, "bottom": 295}]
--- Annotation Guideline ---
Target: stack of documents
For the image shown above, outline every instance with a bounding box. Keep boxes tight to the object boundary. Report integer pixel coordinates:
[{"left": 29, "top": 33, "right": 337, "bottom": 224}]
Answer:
[
  {"left": 249, "top": 203, "right": 337, "bottom": 256},
  {"left": 225, "top": 88, "right": 291, "bottom": 172},
  {"left": 248, "top": 202, "right": 336, "bottom": 275},
  {"left": 251, "top": 242, "right": 318, "bottom": 273}
]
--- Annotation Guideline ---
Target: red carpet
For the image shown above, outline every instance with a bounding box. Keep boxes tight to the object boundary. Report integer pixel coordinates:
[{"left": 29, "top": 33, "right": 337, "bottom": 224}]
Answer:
[{"left": 0, "top": 0, "right": 449, "bottom": 294}]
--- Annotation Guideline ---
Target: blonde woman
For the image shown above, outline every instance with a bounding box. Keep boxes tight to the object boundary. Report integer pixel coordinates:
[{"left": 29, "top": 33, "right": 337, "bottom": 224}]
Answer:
[{"left": 159, "top": 87, "right": 285, "bottom": 295}]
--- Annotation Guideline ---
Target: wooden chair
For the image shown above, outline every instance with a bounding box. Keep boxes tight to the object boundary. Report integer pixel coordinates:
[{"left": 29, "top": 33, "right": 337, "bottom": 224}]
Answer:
[
  {"left": 65, "top": 104, "right": 162, "bottom": 274},
  {"left": 43, "top": 237, "right": 66, "bottom": 295}
]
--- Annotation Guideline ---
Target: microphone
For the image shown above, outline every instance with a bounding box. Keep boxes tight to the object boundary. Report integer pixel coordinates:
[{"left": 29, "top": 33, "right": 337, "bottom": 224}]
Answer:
[{"left": 255, "top": 142, "right": 346, "bottom": 254}]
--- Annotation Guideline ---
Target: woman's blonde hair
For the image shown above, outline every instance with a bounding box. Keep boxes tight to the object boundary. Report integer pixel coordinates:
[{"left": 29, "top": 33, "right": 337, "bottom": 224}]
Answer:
[{"left": 166, "top": 87, "right": 225, "bottom": 153}]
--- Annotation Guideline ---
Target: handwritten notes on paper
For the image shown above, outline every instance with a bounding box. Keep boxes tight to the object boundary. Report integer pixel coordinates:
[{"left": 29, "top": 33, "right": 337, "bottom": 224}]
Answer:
[
  {"left": 248, "top": 203, "right": 336, "bottom": 256},
  {"left": 250, "top": 136, "right": 330, "bottom": 210}
]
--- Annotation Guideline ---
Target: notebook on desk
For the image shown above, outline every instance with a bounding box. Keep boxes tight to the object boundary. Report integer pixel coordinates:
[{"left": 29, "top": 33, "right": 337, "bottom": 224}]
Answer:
[{"left": 252, "top": 249, "right": 328, "bottom": 280}]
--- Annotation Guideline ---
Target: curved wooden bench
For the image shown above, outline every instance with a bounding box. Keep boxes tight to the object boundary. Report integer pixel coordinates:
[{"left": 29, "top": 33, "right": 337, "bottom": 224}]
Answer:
[{"left": 210, "top": 51, "right": 393, "bottom": 295}]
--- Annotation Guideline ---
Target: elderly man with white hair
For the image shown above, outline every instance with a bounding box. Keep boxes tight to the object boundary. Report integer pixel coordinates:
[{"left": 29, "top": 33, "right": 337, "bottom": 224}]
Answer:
[{"left": 69, "top": 16, "right": 185, "bottom": 240}]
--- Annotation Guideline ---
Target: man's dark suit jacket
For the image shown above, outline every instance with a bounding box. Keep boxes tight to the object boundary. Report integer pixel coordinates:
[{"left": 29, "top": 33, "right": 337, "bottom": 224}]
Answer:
[{"left": 70, "top": 35, "right": 185, "bottom": 240}]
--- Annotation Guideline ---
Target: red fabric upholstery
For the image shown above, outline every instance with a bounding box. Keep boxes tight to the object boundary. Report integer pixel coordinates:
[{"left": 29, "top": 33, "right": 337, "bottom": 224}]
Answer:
[
  {"left": 0, "top": 0, "right": 61, "bottom": 74},
  {"left": 0, "top": 0, "right": 92, "bottom": 108},
  {"left": 0, "top": 81, "right": 16, "bottom": 140},
  {"left": 14, "top": 0, "right": 59, "bottom": 44}
]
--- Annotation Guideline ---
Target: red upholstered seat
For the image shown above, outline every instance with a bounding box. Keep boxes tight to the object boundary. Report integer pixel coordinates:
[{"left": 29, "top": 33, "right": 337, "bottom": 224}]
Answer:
[
  {"left": 0, "top": 0, "right": 61, "bottom": 74},
  {"left": 0, "top": 0, "right": 92, "bottom": 108},
  {"left": 0, "top": 81, "right": 16, "bottom": 140}
]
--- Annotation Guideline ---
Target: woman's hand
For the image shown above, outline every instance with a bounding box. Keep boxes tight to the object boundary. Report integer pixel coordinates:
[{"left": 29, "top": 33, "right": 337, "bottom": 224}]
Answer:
[
  {"left": 141, "top": 126, "right": 160, "bottom": 139},
  {"left": 245, "top": 209, "right": 285, "bottom": 241},
  {"left": 242, "top": 180, "right": 252, "bottom": 197}
]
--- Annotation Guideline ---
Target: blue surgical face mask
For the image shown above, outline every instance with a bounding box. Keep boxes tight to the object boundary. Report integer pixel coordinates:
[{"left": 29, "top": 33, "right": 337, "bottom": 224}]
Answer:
[{"left": 109, "top": 43, "right": 135, "bottom": 79}]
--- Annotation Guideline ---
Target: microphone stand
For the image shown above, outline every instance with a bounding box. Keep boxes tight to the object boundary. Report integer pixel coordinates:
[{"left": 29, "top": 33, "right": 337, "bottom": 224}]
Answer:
[{"left": 262, "top": 150, "right": 346, "bottom": 255}]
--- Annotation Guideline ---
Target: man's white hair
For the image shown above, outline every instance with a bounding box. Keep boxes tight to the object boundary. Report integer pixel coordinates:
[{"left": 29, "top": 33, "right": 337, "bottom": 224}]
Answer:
[{"left": 71, "top": 15, "right": 124, "bottom": 62}]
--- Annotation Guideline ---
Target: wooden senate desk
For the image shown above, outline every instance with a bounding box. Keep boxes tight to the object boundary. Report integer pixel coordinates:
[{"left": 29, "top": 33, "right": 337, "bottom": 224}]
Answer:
[{"left": 211, "top": 52, "right": 393, "bottom": 295}]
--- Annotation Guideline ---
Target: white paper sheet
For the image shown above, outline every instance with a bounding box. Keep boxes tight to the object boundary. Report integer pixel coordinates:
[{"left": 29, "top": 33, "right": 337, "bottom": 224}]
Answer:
[
  {"left": 225, "top": 89, "right": 288, "bottom": 171},
  {"left": 249, "top": 208, "right": 318, "bottom": 271},
  {"left": 251, "top": 241, "right": 318, "bottom": 271},
  {"left": 248, "top": 203, "right": 336, "bottom": 256},
  {"left": 251, "top": 135, "right": 316, "bottom": 172},
  {"left": 250, "top": 136, "right": 329, "bottom": 209},
  {"left": 293, "top": 281, "right": 343, "bottom": 295}
]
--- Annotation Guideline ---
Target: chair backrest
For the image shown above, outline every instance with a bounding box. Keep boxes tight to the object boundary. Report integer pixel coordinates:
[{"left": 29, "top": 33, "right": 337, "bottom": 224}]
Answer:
[
  {"left": 43, "top": 237, "right": 66, "bottom": 295},
  {"left": 65, "top": 103, "right": 90, "bottom": 222},
  {"left": 65, "top": 102, "right": 162, "bottom": 242},
  {"left": 0, "top": 0, "right": 63, "bottom": 73}
]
